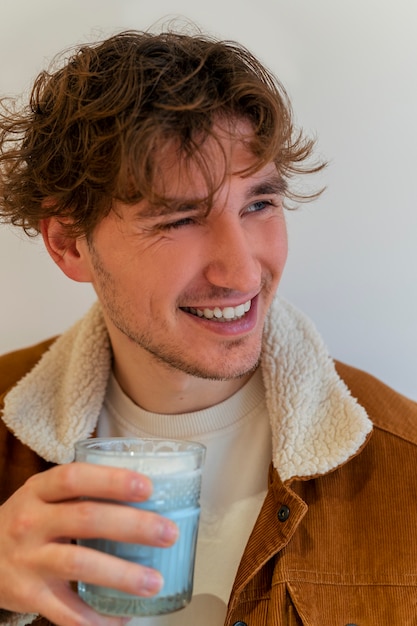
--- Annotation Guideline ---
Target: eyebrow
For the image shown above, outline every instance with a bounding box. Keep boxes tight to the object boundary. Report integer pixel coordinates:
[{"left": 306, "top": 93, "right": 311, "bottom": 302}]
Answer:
[
  {"left": 135, "top": 173, "right": 287, "bottom": 219},
  {"left": 135, "top": 200, "right": 203, "bottom": 219},
  {"left": 245, "top": 174, "right": 287, "bottom": 199}
]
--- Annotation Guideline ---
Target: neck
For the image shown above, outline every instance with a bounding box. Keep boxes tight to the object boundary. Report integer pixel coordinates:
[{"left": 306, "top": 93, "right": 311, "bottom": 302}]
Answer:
[{"left": 109, "top": 335, "right": 253, "bottom": 415}]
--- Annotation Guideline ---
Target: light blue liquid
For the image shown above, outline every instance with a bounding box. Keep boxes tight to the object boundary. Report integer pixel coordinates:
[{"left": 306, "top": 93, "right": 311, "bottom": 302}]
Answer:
[{"left": 78, "top": 474, "right": 201, "bottom": 616}]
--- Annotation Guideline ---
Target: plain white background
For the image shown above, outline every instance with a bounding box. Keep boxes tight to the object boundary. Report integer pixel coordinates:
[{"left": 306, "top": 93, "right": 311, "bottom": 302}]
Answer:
[{"left": 1, "top": 0, "right": 416, "bottom": 400}]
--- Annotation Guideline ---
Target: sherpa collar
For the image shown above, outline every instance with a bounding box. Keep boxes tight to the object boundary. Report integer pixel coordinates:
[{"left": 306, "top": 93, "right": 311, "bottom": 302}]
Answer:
[{"left": 2, "top": 295, "right": 372, "bottom": 482}]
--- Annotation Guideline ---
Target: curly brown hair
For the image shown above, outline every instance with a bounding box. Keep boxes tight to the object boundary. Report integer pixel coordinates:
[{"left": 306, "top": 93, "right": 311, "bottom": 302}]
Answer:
[{"left": 0, "top": 29, "right": 324, "bottom": 238}]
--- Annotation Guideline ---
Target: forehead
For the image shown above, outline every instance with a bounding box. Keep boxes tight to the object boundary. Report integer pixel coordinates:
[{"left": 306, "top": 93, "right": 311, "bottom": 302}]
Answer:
[{"left": 150, "top": 118, "right": 276, "bottom": 201}]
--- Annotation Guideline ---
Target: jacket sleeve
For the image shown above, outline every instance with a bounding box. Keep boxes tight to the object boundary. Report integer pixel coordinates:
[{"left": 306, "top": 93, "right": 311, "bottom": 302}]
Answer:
[
  {"left": 0, "top": 610, "right": 38, "bottom": 626},
  {"left": 0, "top": 340, "right": 58, "bottom": 626}
]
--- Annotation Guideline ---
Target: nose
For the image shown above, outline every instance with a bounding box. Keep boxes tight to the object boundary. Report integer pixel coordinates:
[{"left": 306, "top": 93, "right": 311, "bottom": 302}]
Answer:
[{"left": 203, "top": 217, "right": 261, "bottom": 293}]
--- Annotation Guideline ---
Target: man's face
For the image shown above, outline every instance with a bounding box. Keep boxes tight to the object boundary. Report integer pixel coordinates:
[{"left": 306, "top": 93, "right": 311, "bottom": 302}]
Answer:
[{"left": 82, "top": 120, "right": 288, "bottom": 381}]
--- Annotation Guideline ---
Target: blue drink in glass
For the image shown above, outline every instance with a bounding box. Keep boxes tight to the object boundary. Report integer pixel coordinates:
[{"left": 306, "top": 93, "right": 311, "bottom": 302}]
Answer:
[{"left": 74, "top": 437, "right": 205, "bottom": 616}]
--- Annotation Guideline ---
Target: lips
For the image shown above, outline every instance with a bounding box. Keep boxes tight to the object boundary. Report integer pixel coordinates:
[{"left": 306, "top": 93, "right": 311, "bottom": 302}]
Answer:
[{"left": 181, "top": 299, "right": 252, "bottom": 322}]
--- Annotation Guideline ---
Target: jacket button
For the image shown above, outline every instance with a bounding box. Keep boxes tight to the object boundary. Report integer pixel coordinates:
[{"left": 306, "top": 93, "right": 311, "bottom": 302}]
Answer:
[{"left": 277, "top": 504, "right": 290, "bottom": 522}]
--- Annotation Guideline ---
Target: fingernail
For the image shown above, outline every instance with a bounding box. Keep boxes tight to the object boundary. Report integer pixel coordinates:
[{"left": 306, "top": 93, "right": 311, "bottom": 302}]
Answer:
[
  {"left": 159, "top": 520, "right": 179, "bottom": 545},
  {"left": 142, "top": 569, "right": 164, "bottom": 595},
  {"left": 130, "top": 475, "right": 152, "bottom": 498}
]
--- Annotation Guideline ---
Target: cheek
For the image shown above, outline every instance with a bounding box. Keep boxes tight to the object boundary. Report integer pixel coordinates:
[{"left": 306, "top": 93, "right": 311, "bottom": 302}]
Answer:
[
  {"left": 278, "top": 231, "right": 289, "bottom": 266},
  {"left": 262, "top": 219, "right": 288, "bottom": 269}
]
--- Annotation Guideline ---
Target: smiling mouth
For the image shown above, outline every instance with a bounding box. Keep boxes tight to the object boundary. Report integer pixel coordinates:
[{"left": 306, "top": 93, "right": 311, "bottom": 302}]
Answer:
[{"left": 181, "top": 299, "right": 252, "bottom": 322}]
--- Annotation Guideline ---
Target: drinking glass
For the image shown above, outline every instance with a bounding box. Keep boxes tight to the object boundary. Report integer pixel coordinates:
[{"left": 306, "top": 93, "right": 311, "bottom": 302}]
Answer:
[{"left": 74, "top": 437, "right": 205, "bottom": 617}]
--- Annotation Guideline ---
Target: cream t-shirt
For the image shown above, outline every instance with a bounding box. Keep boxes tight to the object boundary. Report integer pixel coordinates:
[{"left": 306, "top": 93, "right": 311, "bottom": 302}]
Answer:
[{"left": 97, "top": 367, "right": 272, "bottom": 625}]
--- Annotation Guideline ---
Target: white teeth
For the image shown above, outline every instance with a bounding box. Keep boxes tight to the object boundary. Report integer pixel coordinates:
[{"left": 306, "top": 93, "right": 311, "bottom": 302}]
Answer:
[
  {"left": 223, "top": 307, "right": 235, "bottom": 320},
  {"left": 183, "top": 300, "right": 252, "bottom": 321}
]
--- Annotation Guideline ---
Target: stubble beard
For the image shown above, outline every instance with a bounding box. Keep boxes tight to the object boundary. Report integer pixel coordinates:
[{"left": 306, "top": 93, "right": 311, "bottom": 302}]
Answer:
[
  {"left": 88, "top": 240, "right": 264, "bottom": 381},
  {"left": 108, "top": 303, "right": 262, "bottom": 381}
]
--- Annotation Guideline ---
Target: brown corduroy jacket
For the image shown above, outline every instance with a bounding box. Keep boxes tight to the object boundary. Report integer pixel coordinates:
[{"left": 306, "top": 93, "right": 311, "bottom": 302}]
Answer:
[{"left": 1, "top": 299, "right": 417, "bottom": 625}]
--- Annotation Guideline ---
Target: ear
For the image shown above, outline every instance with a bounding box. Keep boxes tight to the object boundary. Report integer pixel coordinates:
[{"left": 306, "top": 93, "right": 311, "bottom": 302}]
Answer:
[{"left": 40, "top": 217, "right": 93, "bottom": 283}]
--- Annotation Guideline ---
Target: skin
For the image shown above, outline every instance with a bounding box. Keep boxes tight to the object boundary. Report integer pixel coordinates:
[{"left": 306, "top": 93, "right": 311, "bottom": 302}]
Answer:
[
  {"left": 48, "top": 120, "right": 288, "bottom": 413},
  {"left": 0, "top": 120, "right": 288, "bottom": 626},
  {"left": 0, "top": 464, "right": 177, "bottom": 626}
]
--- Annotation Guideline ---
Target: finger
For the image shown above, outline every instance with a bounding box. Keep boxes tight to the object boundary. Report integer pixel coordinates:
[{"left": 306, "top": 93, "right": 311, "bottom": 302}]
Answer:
[
  {"left": 26, "top": 463, "right": 153, "bottom": 503},
  {"left": 35, "top": 581, "right": 135, "bottom": 626},
  {"left": 44, "top": 500, "right": 179, "bottom": 547},
  {"left": 39, "top": 543, "right": 164, "bottom": 598}
]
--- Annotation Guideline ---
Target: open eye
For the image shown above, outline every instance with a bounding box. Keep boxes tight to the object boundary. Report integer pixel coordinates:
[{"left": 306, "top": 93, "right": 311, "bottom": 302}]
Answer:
[{"left": 246, "top": 200, "right": 274, "bottom": 214}]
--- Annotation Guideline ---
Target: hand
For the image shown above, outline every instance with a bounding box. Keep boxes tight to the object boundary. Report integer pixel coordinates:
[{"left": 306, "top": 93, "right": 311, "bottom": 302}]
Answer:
[{"left": 0, "top": 463, "right": 179, "bottom": 626}]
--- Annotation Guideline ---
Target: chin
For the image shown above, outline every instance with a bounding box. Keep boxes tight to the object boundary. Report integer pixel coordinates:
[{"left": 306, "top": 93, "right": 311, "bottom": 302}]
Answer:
[{"left": 189, "top": 351, "right": 261, "bottom": 381}]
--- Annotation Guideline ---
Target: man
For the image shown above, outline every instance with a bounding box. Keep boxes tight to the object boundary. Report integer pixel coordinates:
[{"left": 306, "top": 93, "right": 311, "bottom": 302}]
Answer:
[{"left": 0, "top": 29, "right": 416, "bottom": 626}]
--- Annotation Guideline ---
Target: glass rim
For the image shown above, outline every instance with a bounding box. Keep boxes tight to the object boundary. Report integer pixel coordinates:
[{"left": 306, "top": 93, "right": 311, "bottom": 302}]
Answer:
[{"left": 75, "top": 436, "right": 206, "bottom": 457}]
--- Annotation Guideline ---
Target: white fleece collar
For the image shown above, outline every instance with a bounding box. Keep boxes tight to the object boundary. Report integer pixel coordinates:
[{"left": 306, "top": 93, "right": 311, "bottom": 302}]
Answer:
[
  {"left": 2, "top": 296, "right": 372, "bottom": 481},
  {"left": 3, "top": 303, "right": 111, "bottom": 464},
  {"left": 260, "top": 298, "right": 372, "bottom": 481}
]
